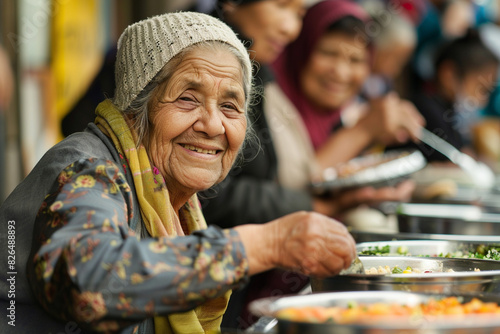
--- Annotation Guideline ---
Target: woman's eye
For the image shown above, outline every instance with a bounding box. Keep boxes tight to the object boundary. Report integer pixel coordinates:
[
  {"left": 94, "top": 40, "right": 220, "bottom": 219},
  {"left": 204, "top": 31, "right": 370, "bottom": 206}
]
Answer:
[
  {"left": 350, "top": 57, "right": 366, "bottom": 64},
  {"left": 319, "top": 49, "right": 338, "bottom": 57},
  {"left": 179, "top": 96, "right": 195, "bottom": 102},
  {"left": 222, "top": 103, "right": 238, "bottom": 111}
]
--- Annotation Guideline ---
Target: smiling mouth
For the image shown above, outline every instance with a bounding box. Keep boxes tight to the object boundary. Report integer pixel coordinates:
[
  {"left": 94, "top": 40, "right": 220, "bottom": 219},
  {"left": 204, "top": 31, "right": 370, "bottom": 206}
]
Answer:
[{"left": 180, "top": 144, "right": 219, "bottom": 155}]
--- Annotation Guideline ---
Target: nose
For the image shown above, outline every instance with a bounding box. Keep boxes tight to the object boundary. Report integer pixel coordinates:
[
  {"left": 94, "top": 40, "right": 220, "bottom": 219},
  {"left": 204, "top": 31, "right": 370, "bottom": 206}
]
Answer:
[
  {"left": 279, "top": 10, "right": 302, "bottom": 42},
  {"left": 193, "top": 104, "right": 226, "bottom": 137},
  {"left": 330, "top": 57, "right": 351, "bottom": 81}
]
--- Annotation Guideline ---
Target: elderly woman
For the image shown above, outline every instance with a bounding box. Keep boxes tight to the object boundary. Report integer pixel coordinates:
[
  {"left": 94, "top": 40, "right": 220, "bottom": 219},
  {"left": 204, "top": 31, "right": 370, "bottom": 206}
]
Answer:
[{"left": 0, "top": 12, "right": 356, "bottom": 334}]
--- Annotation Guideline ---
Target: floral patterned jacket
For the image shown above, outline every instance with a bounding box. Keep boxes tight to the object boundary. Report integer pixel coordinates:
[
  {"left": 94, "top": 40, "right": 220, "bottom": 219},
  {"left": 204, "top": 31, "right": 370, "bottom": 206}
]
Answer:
[{"left": 0, "top": 124, "right": 249, "bottom": 334}]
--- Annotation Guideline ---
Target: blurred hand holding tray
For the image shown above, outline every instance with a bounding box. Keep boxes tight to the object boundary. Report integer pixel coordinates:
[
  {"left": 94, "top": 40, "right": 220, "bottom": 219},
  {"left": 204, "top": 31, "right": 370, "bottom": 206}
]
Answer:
[{"left": 309, "top": 150, "right": 426, "bottom": 196}]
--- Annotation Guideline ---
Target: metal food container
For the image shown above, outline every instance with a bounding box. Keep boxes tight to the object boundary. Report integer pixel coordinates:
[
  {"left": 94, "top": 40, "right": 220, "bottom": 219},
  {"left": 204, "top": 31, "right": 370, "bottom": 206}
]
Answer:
[
  {"left": 356, "top": 240, "right": 500, "bottom": 258},
  {"left": 415, "top": 187, "right": 500, "bottom": 213},
  {"left": 396, "top": 203, "right": 500, "bottom": 235},
  {"left": 310, "top": 150, "right": 426, "bottom": 195},
  {"left": 351, "top": 229, "right": 500, "bottom": 243},
  {"left": 310, "top": 256, "right": 500, "bottom": 295},
  {"left": 249, "top": 291, "right": 500, "bottom": 333}
]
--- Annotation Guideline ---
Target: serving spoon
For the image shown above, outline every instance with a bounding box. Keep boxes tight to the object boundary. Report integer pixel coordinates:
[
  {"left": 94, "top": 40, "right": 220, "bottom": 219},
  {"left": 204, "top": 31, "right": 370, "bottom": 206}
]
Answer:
[{"left": 418, "top": 127, "right": 496, "bottom": 190}]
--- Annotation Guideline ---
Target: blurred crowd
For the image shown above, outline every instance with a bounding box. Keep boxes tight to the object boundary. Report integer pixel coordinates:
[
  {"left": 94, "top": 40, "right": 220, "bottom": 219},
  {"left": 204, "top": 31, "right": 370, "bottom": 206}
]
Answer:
[{"left": 2, "top": 0, "right": 500, "bottom": 331}]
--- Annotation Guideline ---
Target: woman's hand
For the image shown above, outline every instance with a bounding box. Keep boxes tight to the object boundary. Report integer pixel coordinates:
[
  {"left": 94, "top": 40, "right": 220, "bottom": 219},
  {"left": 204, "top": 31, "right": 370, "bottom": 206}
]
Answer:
[
  {"left": 234, "top": 211, "right": 356, "bottom": 278},
  {"left": 313, "top": 179, "right": 416, "bottom": 217},
  {"left": 360, "top": 93, "right": 425, "bottom": 145}
]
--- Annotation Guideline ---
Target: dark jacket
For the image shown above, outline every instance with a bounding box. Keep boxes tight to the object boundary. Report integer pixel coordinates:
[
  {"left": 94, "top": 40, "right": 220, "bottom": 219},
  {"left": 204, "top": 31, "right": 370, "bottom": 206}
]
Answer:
[
  {"left": 412, "top": 91, "right": 464, "bottom": 161},
  {"left": 392, "top": 89, "right": 464, "bottom": 162}
]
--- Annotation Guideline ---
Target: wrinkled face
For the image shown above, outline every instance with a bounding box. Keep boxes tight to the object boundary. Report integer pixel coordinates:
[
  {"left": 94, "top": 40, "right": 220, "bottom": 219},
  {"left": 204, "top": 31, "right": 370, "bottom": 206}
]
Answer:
[
  {"left": 226, "top": 0, "right": 305, "bottom": 64},
  {"left": 300, "top": 32, "right": 370, "bottom": 110},
  {"left": 146, "top": 48, "right": 247, "bottom": 196}
]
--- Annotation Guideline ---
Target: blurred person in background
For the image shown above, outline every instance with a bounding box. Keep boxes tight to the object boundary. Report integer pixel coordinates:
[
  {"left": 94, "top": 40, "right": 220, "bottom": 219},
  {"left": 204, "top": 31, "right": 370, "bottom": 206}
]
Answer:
[
  {"left": 410, "top": 0, "right": 475, "bottom": 89},
  {"left": 358, "top": 1, "right": 418, "bottom": 99},
  {"left": 270, "top": 0, "right": 424, "bottom": 190},
  {"left": 0, "top": 44, "right": 14, "bottom": 203},
  {"left": 404, "top": 29, "right": 499, "bottom": 162}
]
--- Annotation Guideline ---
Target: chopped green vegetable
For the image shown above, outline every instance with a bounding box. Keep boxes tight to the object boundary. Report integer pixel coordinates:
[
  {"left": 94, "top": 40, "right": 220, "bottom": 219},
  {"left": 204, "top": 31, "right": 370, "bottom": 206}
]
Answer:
[
  {"left": 359, "top": 245, "right": 390, "bottom": 255},
  {"left": 392, "top": 266, "right": 404, "bottom": 274},
  {"left": 397, "top": 246, "right": 408, "bottom": 255},
  {"left": 359, "top": 244, "right": 500, "bottom": 260},
  {"left": 347, "top": 301, "right": 357, "bottom": 309}
]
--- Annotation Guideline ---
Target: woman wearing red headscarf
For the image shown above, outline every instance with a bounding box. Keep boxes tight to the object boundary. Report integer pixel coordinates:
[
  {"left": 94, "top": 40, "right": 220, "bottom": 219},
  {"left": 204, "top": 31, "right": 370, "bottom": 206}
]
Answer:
[{"left": 270, "top": 0, "right": 425, "bottom": 191}]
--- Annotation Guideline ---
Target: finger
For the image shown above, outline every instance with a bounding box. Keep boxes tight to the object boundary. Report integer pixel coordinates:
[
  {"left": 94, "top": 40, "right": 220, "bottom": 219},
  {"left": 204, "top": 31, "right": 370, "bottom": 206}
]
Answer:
[
  {"left": 301, "top": 234, "right": 355, "bottom": 278},
  {"left": 395, "top": 128, "right": 411, "bottom": 143},
  {"left": 313, "top": 254, "right": 348, "bottom": 278},
  {"left": 322, "top": 230, "right": 356, "bottom": 262},
  {"left": 337, "top": 187, "right": 376, "bottom": 208},
  {"left": 396, "top": 179, "right": 416, "bottom": 195}
]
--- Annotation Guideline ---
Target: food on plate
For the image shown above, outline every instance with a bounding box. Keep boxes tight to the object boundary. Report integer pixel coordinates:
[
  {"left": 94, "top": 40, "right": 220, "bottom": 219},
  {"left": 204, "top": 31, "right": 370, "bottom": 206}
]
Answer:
[
  {"left": 359, "top": 245, "right": 405, "bottom": 256},
  {"left": 275, "top": 297, "right": 500, "bottom": 324},
  {"left": 421, "top": 178, "right": 458, "bottom": 199},
  {"left": 437, "top": 246, "right": 500, "bottom": 261},
  {"left": 363, "top": 265, "right": 458, "bottom": 275},
  {"left": 332, "top": 151, "right": 410, "bottom": 179},
  {"left": 359, "top": 244, "right": 500, "bottom": 260}
]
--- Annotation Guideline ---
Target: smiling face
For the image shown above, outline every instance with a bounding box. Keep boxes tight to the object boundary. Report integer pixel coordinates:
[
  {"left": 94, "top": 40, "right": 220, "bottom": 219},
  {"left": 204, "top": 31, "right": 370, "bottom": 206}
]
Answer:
[
  {"left": 145, "top": 46, "right": 247, "bottom": 201},
  {"left": 225, "top": 0, "right": 305, "bottom": 64},
  {"left": 299, "top": 31, "right": 370, "bottom": 110}
]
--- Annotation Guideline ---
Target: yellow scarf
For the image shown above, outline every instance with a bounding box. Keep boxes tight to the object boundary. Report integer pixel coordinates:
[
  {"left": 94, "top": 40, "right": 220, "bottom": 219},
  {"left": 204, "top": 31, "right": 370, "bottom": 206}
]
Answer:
[{"left": 95, "top": 100, "right": 230, "bottom": 333}]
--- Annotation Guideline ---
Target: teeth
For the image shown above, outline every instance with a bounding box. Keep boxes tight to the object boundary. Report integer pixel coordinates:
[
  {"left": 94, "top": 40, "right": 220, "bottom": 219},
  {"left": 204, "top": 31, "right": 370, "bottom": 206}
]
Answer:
[{"left": 181, "top": 144, "right": 217, "bottom": 155}]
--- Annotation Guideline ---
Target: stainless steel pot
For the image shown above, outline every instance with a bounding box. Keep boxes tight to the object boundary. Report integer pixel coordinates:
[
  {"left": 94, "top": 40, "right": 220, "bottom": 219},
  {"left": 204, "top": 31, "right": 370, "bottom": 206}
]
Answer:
[
  {"left": 396, "top": 203, "right": 500, "bottom": 235},
  {"left": 311, "top": 256, "right": 500, "bottom": 295}
]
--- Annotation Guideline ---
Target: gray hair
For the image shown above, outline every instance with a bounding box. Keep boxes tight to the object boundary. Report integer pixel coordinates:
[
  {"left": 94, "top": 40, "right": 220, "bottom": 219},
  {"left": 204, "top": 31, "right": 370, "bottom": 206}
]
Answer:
[{"left": 119, "top": 41, "right": 257, "bottom": 164}]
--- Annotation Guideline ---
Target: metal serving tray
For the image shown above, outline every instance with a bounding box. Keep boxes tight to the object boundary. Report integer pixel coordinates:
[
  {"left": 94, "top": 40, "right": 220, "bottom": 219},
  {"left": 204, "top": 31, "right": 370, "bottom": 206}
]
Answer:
[
  {"left": 309, "top": 150, "right": 426, "bottom": 195},
  {"left": 249, "top": 291, "right": 500, "bottom": 333},
  {"left": 350, "top": 229, "right": 500, "bottom": 243},
  {"left": 396, "top": 203, "right": 500, "bottom": 235},
  {"left": 311, "top": 256, "right": 500, "bottom": 295},
  {"left": 415, "top": 187, "right": 500, "bottom": 213},
  {"left": 356, "top": 240, "right": 500, "bottom": 258}
]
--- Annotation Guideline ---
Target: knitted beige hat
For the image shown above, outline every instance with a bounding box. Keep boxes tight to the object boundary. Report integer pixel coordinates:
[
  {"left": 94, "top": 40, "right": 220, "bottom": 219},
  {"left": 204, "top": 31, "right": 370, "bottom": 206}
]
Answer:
[{"left": 113, "top": 12, "right": 251, "bottom": 110}]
